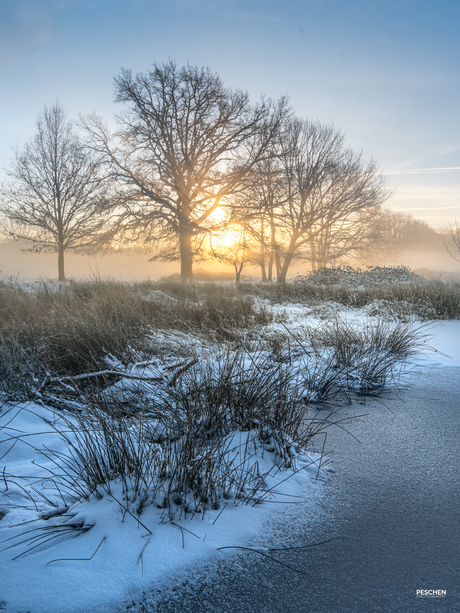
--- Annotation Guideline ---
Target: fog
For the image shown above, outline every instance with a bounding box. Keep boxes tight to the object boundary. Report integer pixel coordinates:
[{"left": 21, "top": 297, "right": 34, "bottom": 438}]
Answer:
[
  {"left": 2, "top": 236, "right": 460, "bottom": 283},
  {"left": 0, "top": 239, "right": 176, "bottom": 282}
]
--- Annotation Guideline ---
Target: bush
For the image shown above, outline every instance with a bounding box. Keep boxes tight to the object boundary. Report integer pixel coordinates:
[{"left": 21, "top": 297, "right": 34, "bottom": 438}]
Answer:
[
  {"left": 2, "top": 348, "right": 323, "bottom": 525},
  {"left": 293, "top": 265, "right": 426, "bottom": 286},
  {"left": 0, "top": 280, "right": 154, "bottom": 393},
  {"left": 264, "top": 317, "right": 431, "bottom": 399}
]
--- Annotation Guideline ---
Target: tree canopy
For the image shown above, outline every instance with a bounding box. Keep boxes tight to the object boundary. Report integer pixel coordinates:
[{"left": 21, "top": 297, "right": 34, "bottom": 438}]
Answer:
[{"left": 82, "top": 60, "right": 288, "bottom": 279}]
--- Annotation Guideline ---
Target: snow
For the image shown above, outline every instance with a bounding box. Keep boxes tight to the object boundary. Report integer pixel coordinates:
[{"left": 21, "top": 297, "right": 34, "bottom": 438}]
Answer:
[
  {"left": 412, "top": 320, "right": 460, "bottom": 368},
  {"left": 0, "top": 403, "right": 323, "bottom": 613},
  {"left": 275, "top": 302, "right": 460, "bottom": 368},
  {"left": 0, "top": 304, "right": 459, "bottom": 613}
]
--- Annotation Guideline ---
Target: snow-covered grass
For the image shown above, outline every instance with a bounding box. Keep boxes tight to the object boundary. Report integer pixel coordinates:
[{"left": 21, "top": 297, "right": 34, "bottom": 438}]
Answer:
[
  {"left": 244, "top": 265, "right": 460, "bottom": 320},
  {"left": 0, "top": 270, "right": 459, "bottom": 612},
  {"left": 0, "top": 400, "right": 327, "bottom": 613},
  {"left": 0, "top": 278, "right": 275, "bottom": 399}
]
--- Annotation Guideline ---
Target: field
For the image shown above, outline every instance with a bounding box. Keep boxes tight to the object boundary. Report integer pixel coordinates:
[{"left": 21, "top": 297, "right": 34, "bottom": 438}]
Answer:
[{"left": 1, "top": 266, "right": 459, "bottom": 612}]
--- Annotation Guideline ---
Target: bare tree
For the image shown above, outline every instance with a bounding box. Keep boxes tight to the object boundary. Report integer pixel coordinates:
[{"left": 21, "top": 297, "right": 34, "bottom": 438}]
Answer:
[
  {"left": 373, "top": 210, "right": 441, "bottom": 259},
  {"left": 0, "top": 102, "right": 111, "bottom": 281},
  {"left": 302, "top": 204, "right": 385, "bottom": 269},
  {"left": 248, "top": 154, "right": 288, "bottom": 281},
  {"left": 271, "top": 118, "right": 390, "bottom": 282},
  {"left": 445, "top": 220, "right": 460, "bottom": 262},
  {"left": 226, "top": 128, "right": 291, "bottom": 282},
  {"left": 209, "top": 225, "right": 256, "bottom": 283},
  {"left": 82, "top": 60, "right": 288, "bottom": 280}
]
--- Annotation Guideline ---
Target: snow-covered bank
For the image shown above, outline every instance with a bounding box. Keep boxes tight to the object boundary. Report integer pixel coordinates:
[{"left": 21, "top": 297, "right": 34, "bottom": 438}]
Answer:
[
  {"left": 0, "top": 394, "right": 324, "bottom": 612},
  {"left": 268, "top": 303, "right": 460, "bottom": 370},
  {"left": 0, "top": 311, "right": 458, "bottom": 613},
  {"left": 0, "top": 409, "right": 323, "bottom": 613}
]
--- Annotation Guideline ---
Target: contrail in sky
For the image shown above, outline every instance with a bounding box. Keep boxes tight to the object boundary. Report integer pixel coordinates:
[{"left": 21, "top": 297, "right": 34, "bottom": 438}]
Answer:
[{"left": 384, "top": 167, "right": 460, "bottom": 175}]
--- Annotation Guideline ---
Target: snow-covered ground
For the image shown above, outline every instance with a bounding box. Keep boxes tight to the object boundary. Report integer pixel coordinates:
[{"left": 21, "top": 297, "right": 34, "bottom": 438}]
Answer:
[
  {"left": 0, "top": 309, "right": 459, "bottom": 613},
  {"left": 409, "top": 319, "right": 460, "bottom": 368},
  {"left": 0, "top": 410, "right": 324, "bottom": 613}
]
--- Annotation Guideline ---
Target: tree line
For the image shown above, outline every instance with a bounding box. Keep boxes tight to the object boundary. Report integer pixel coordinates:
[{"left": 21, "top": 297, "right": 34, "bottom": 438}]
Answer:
[{"left": 1, "top": 60, "right": 452, "bottom": 282}]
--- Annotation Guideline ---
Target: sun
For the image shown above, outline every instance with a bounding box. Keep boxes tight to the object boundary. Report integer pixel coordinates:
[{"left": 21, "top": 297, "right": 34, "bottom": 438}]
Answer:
[
  {"left": 209, "top": 207, "right": 241, "bottom": 248},
  {"left": 213, "top": 226, "right": 240, "bottom": 248},
  {"left": 219, "top": 231, "right": 238, "bottom": 247}
]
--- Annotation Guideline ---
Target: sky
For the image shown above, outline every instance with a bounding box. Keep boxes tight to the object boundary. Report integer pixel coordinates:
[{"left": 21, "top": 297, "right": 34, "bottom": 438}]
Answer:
[{"left": 0, "top": 0, "right": 459, "bottom": 228}]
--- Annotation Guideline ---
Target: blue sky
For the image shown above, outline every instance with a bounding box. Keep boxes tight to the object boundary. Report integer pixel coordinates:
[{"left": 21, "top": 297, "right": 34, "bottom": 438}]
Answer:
[{"left": 1, "top": 0, "right": 459, "bottom": 227}]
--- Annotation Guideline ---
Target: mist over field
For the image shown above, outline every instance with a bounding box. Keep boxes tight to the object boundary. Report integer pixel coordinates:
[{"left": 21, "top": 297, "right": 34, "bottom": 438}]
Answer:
[
  {"left": 2, "top": 234, "right": 459, "bottom": 282},
  {"left": 0, "top": 238, "right": 176, "bottom": 281}
]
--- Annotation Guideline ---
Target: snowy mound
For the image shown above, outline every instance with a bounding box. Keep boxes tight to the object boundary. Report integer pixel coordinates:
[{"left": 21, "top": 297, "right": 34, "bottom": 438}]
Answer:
[{"left": 293, "top": 265, "right": 427, "bottom": 287}]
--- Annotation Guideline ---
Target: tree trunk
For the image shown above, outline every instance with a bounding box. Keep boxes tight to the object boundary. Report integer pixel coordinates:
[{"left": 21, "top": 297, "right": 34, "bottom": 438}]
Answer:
[
  {"left": 269, "top": 213, "right": 277, "bottom": 281},
  {"left": 308, "top": 229, "right": 317, "bottom": 271},
  {"left": 260, "top": 218, "right": 267, "bottom": 281},
  {"left": 275, "top": 250, "right": 282, "bottom": 279},
  {"left": 58, "top": 244, "right": 65, "bottom": 281},
  {"left": 277, "top": 234, "right": 298, "bottom": 284},
  {"left": 179, "top": 227, "right": 194, "bottom": 280},
  {"left": 320, "top": 225, "right": 331, "bottom": 268},
  {"left": 277, "top": 252, "right": 294, "bottom": 284},
  {"left": 234, "top": 263, "right": 243, "bottom": 283},
  {"left": 260, "top": 260, "right": 267, "bottom": 282}
]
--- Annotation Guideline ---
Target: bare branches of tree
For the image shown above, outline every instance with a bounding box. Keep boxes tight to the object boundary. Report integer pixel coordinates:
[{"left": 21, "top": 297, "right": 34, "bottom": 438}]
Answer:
[
  {"left": 445, "top": 219, "right": 460, "bottom": 262},
  {"left": 229, "top": 118, "right": 390, "bottom": 281},
  {"left": 306, "top": 206, "right": 386, "bottom": 269},
  {"left": 372, "top": 210, "right": 442, "bottom": 261},
  {"left": 0, "top": 102, "right": 112, "bottom": 280},
  {"left": 82, "top": 60, "right": 289, "bottom": 280},
  {"left": 0, "top": 65, "right": 396, "bottom": 283},
  {"left": 249, "top": 118, "right": 391, "bottom": 282},
  {"left": 208, "top": 225, "right": 258, "bottom": 283}
]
